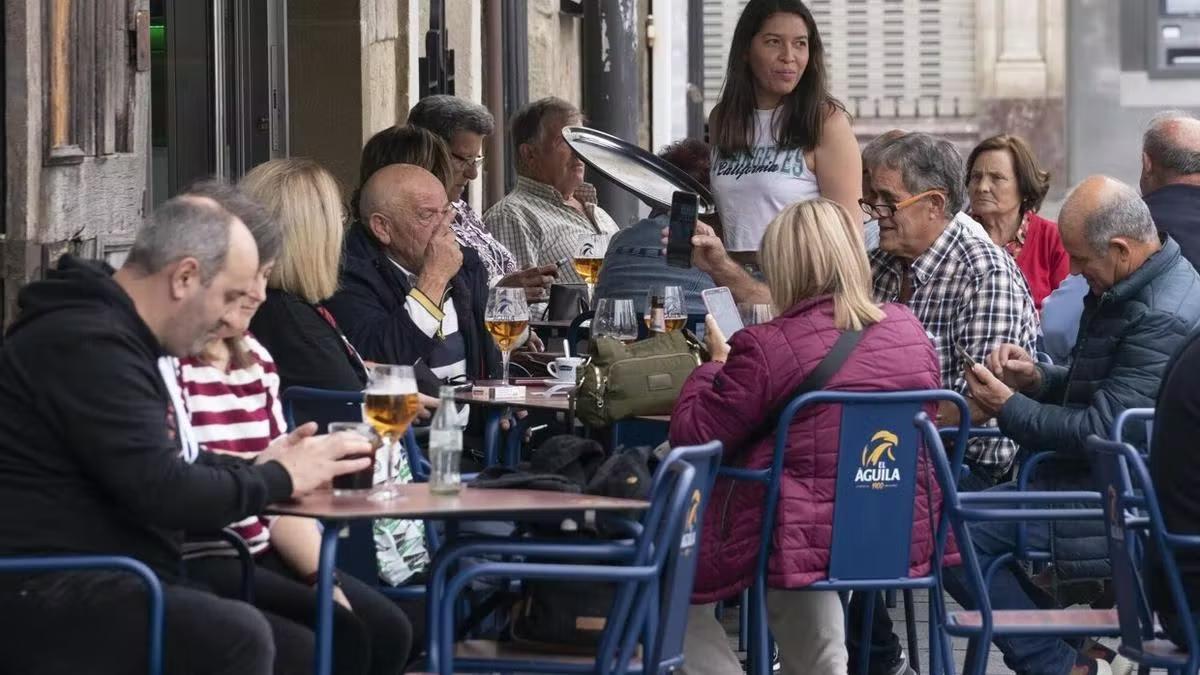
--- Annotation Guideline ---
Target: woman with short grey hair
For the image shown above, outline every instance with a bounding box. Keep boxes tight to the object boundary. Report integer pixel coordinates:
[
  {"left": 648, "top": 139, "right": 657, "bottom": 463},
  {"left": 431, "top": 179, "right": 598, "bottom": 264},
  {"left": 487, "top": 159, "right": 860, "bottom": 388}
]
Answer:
[{"left": 408, "top": 95, "right": 555, "bottom": 294}]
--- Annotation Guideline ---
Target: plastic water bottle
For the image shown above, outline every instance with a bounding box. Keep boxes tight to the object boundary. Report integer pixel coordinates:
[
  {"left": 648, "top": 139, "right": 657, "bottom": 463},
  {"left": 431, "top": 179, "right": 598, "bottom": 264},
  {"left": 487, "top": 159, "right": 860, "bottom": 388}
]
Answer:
[{"left": 429, "top": 386, "right": 463, "bottom": 495}]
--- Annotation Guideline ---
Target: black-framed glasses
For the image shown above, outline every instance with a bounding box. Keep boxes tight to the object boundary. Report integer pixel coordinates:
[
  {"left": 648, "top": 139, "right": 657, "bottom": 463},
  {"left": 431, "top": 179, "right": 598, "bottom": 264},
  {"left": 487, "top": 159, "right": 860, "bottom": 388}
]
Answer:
[
  {"left": 859, "top": 189, "right": 944, "bottom": 220},
  {"left": 450, "top": 151, "right": 486, "bottom": 170}
]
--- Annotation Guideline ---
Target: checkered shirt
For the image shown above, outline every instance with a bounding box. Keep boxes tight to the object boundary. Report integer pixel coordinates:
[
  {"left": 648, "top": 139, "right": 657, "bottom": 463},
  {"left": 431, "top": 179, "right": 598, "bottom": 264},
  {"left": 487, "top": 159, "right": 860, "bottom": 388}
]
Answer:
[{"left": 870, "top": 214, "right": 1039, "bottom": 475}]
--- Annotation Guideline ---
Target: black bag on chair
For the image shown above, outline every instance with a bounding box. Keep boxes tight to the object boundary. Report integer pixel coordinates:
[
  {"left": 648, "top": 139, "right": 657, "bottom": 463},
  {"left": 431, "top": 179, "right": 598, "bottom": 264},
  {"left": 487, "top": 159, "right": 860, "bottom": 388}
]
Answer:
[{"left": 470, "top": 438, "right": 654, "bottom": 651}]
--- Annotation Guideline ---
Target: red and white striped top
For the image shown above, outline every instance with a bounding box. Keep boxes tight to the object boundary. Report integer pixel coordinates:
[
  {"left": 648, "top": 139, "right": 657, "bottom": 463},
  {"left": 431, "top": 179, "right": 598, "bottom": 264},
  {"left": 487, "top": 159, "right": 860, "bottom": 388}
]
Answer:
[{"left": 177, "top": 334, "right": 286, "bottom": 557}]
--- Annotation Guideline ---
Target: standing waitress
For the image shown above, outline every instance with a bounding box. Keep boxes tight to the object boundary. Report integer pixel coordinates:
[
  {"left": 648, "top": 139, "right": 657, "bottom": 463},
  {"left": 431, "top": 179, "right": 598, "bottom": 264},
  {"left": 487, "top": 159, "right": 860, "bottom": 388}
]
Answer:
[{"left": 710, "top": 0, "right": 862, "bottom": 261}]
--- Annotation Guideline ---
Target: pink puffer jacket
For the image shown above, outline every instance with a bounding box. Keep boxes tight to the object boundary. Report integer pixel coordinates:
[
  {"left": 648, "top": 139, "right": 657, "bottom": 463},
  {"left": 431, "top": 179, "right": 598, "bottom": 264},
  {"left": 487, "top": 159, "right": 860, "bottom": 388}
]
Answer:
[{"left": 670, "top": 296, "right": 955, "bottom": 603}]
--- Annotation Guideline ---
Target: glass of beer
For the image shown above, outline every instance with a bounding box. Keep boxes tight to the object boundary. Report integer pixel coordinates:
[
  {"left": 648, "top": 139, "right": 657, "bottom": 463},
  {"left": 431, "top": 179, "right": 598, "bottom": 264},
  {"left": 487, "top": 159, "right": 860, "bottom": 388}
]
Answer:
[
  {"left": 328, "top": 422, "right": 380, "bottom": 494},
  {"left": 485, "top": 287, "right": 531, "bottom": 384},
  {"left": 363, "top": 364, "right": 421, "bottom": 501},
  {"left": 644, "top": 285, "right": 686, "bottom": 333},
  {"left": 572, "top": 235, "right": 608, "bottom": 303}
]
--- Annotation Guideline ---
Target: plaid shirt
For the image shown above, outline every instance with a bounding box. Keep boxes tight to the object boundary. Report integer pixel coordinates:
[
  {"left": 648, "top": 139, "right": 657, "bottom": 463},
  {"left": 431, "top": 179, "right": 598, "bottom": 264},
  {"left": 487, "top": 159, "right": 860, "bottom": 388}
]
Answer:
[
  {"left": 870, "top": 214, "right": 1039, "bottom": 475},
  {"left": 482, "top": 176, "right": 619, "bottom": 284}
]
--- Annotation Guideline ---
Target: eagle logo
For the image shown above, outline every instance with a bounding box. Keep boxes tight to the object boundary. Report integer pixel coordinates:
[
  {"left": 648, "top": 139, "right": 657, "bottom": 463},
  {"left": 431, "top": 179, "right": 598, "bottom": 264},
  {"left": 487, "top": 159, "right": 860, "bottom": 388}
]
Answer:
[{"left": 861, "top": 430, "right": 899, "bottom": 467}]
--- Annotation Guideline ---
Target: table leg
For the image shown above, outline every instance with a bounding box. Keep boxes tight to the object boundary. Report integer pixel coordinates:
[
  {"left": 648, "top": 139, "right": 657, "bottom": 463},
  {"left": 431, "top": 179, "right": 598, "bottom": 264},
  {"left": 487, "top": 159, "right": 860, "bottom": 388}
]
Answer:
[
  {"left": 314, "top": 520, "right": 342, "bottom": 675},
  {"left": 483, "top": 409, "right": 502, "bottom": 467}
]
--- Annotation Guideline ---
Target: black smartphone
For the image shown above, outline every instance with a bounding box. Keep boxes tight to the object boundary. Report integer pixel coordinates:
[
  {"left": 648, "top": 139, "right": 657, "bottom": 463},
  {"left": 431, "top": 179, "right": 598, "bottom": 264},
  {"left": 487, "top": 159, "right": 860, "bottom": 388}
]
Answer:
[
  {"left": 667, "top": 190, "right": 698, "bottom": 268},
  {"left": 954, "top": 342, "right": 977, "bottom": 370}
]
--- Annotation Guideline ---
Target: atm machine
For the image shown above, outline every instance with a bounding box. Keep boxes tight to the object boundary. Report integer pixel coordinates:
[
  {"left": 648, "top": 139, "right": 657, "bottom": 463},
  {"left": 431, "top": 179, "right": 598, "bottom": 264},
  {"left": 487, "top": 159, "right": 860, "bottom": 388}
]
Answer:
[{"left": 1149, "top": 0, "right": 1200, "bottom": 77}]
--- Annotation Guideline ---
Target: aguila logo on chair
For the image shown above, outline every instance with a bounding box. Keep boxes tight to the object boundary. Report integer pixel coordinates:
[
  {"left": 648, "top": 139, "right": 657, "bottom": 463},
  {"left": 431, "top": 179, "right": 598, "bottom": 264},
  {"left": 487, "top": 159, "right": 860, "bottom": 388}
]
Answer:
[{"left": 855, "top": 430, "right": 902, "bottom": 491}]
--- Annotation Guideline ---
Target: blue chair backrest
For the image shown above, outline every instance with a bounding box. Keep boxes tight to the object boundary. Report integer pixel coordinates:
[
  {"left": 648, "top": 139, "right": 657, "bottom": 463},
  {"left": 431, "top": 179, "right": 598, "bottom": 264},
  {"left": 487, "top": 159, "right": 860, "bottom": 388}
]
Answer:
[
  {"left": 1088, "top": 436, "right": 1198, "bottom": 669},
  {"left": 759, "top": 390, "right": 969, "bottom": 584},
  {"left": 648, "top": 442, "right": 722, "bottom": 669},
  {"left": 596, "top": 441, "right": 721, "bottom": 675},
  {"left": 281, "top": 386, "right": 362, "bottom": 432},
  {"left": 1111, "top": 407, "right": 1154, "bottom": 449}
]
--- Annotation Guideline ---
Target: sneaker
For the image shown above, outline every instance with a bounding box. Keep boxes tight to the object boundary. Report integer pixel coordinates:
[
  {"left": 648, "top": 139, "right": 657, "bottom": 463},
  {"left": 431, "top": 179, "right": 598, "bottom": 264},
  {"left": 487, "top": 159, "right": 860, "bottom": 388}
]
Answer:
[
  {"left": 886, "top": 650, "right": 916, "bottom": 675},
  {"left": 1083, "top": 640, "right": 1134, "bottom": 675},
  {"left": 1070, "top": 656, "right": 1114, "bottom": 675},
  {"left": 771, "top": 643, "right": 781, "bottom": 673}
]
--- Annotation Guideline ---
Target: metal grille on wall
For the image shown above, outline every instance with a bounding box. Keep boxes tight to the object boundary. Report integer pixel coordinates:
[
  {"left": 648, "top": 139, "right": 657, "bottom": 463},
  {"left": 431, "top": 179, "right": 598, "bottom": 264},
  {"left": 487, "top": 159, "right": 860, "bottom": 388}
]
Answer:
[{"left": 702, "top": 0, "right": 977, "bottom": 121}]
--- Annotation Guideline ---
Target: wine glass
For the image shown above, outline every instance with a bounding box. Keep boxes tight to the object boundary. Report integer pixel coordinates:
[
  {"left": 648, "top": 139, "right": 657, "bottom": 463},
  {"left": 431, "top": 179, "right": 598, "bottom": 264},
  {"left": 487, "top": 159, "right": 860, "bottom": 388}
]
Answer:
[
  {"left": 644, "top": 285, "right": 686, "bottom": 333},
  {"left": 573, "top": 235, "right": 608, "bottom": 304},
  {"left": 595, "top": 298, "right": 638, "bottom": 343},
  {"left": 362, "top": 364, "right": 420, "bottom": 501},
  {"left": 485, "top": 287, "right": 531, "bottom": 384}
]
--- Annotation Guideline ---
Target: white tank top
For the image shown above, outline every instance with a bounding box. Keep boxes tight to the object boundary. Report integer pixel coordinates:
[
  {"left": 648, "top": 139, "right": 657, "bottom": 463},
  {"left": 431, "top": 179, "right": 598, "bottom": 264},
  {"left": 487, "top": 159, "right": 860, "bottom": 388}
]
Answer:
[{"left": 710, "top": 108, "right": 821, "bottom": 252}]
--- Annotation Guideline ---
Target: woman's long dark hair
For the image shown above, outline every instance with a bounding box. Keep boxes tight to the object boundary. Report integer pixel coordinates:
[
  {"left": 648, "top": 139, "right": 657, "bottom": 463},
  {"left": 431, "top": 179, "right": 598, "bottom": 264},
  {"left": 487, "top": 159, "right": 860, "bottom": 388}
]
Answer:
[{"left": 710, "top": 0, "right": 843, "bottom": 157}]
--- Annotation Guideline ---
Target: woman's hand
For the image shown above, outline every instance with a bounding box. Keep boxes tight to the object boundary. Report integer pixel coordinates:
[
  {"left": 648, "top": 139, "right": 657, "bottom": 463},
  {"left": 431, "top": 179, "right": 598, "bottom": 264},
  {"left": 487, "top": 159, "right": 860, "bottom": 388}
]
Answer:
[{"left": 704, "top": 314, "right": 730, "bottom": 363}]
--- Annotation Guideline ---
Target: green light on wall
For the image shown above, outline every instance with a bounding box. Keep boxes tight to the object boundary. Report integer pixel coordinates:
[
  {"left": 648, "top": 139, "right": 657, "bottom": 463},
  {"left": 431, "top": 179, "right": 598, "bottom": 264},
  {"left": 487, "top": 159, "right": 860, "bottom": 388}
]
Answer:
[{"left": 150, "top": 23, "right": 165, "bottom": 53}]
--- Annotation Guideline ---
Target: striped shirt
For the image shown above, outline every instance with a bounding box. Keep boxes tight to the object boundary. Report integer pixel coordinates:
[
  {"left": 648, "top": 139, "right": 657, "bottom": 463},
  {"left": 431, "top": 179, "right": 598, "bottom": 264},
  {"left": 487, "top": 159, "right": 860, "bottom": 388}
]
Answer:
[
  {"left": 173, "top": 334, "right": 286, "bottom": 558},
  {"left": 483, "top": 176, "right": 620, "bottom": 284},
  {"left": 389, "top": 259, "right": 468, "bottom": 383},
  {"left": 870, "top": 214, "right": 1039, "bottom": 476}
]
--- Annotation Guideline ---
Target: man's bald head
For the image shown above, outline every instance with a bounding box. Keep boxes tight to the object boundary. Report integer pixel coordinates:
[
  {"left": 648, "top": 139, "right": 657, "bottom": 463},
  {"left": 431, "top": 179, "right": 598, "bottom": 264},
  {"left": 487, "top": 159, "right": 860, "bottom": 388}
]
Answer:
[
  {"left": 359, "top": 163, "right": 453, "bottom": 271},
  {"left": 358, "top": 163, "right": 446, "bottom": 223},
  {"left": 1059, "top": 175, "right": 1160, "bottom": 294},
  {"left": 1141, "top": 110, "right": 1200, "bottom": 194}
]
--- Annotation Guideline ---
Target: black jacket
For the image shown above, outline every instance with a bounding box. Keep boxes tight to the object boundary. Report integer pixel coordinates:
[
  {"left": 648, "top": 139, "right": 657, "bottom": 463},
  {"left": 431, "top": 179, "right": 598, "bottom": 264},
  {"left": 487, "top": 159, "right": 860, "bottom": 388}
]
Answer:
[
  {"left": 1150, "top": 326, "right": 1200, "bottom": 615},
  {"left": 1145, "top": 183, "right": 1200, "bottom": 272},
  {"left": 325, "top": 222, "right": 500, "bottom": 392},
  {"left": 250, "top": 288, "right": 367, "bottom": 393},
  {"left": 998, "top": 236, "right": 1200, "bottom": 579},
  {"left": 0, "top": 256, "right": 293, "bottom": 581}
]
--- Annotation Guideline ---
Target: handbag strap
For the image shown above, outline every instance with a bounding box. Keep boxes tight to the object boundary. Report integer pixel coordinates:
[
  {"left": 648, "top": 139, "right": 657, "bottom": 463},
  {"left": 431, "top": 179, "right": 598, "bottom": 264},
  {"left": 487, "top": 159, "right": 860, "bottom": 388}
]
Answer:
[{"left": 753, "top": 329, "right": 864, "bottom": 442}]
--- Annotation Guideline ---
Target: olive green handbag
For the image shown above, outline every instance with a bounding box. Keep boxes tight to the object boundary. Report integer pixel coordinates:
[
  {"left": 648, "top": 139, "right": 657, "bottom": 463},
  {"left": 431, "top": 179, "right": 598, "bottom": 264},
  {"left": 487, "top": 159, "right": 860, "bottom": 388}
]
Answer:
[{"left": 574, "top": 331, "right": 704, "bottom": 427}]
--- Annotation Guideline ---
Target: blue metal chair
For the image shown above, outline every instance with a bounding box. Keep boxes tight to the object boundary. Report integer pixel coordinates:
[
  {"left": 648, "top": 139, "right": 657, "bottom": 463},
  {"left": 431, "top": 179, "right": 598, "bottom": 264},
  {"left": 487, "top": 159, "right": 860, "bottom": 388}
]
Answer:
[
  {"left": 728, "top": 389, "right": 972, "bottom": 675},
  {"left": 1089, "top": 436, "right": 1199, "bottom": 674},
  {"left": 1112, "top": 407, "right": 1155, "bottom": 446},
  {"left": 280, "top": 386, "right": 436, "bottom": 600},
  {"left": 424, "top": 441, "right": 723, "bottom": 675},
  {"left": 0, "top": 555, "right": 164, "bottom": 675},
  {"left": 915, "top": 413, "right": 1118, "bottom": 675}
]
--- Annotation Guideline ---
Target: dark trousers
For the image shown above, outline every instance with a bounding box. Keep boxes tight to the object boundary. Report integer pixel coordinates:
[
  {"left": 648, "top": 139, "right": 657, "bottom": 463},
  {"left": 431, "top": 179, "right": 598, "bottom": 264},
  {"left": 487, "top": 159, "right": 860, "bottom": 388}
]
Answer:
[
  {"left": 0, "top": 569, "right": 275, "bottom": 675},
  {"left": 187, "top": 549, "right": 416, "bottom": 675}
]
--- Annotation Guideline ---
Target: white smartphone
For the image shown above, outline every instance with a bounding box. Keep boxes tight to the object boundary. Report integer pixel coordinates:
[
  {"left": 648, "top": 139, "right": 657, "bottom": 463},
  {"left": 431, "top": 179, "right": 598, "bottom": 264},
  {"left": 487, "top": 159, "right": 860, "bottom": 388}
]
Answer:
[{"left": 701, "top": 287, "right": 744, "bottom": 340}]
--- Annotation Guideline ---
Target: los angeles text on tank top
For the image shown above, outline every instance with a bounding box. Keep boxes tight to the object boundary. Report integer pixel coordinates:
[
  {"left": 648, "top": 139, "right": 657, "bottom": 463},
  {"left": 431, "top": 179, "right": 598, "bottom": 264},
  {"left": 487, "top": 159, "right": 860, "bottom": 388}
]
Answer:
[{"left": 710, "top": 108, "right": 821, "bottom": 252}]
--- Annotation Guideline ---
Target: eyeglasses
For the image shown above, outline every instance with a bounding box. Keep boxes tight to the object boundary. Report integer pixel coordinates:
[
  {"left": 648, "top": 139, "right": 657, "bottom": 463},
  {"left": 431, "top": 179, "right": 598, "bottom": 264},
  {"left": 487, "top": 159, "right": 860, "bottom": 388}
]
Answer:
[
  {"left": 859, "top": 189, "right": 944, "bottom": 220},
  {"left": 450, "top": 152, "right": 486, "bottom": 170},
  {"left": 414, "top": 203, "right": 459, "bottom": 224}
]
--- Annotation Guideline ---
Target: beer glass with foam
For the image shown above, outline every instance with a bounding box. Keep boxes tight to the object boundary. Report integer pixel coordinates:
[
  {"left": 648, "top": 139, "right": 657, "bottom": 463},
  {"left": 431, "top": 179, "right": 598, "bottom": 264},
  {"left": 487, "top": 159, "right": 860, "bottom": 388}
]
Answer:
[
  {"left": 363, "top": 364, "right": 420, "bottom": 501},
  {"left": 572, "top": 234, "right": 608, "bottom": 304}
]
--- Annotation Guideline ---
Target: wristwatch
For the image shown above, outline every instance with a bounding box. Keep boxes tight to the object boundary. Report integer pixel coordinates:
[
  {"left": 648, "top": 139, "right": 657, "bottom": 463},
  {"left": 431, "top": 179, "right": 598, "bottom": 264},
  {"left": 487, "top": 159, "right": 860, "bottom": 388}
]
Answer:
[{"left": 303, "top": 570, "right": 342, "bottom": 588}]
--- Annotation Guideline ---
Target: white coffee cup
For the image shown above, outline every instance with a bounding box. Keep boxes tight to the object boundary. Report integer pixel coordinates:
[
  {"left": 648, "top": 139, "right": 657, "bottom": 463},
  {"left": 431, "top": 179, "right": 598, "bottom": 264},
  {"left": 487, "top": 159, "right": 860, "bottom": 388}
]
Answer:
[{"left": 547, "top": 356, "right": 585, "bottom": 382}]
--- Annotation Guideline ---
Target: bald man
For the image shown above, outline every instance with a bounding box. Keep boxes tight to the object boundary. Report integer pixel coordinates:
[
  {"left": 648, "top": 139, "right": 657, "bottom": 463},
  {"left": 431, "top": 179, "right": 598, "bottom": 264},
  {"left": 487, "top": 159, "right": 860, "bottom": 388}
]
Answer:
[
  {"left": 1141, "top": 110, "right": 1200, "bottom": 270},
  {"left": 327, "top": 163, "right": 501, "bottom": 387},
  {"left": 948, "top": 175, "right": 1200, "bottom": 675}
]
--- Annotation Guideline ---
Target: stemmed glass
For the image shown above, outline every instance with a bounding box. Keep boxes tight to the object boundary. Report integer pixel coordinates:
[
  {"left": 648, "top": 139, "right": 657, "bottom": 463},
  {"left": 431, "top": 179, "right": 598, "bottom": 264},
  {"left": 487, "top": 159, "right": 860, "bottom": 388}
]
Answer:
[
  {"left": 573, "top": 235, "right": 608, "bottom": 305},
  {"left": 644, "top": 285, "right": 686, "bottom": 333},
  {"left": 594, "top": 298, "right": 639, "bottom": 343},
  {"left": 362, "top": 364, "right": 420, "bottom": 501},
  {"left": 485, "top": 287, "right": 531, "bottom": 384}
]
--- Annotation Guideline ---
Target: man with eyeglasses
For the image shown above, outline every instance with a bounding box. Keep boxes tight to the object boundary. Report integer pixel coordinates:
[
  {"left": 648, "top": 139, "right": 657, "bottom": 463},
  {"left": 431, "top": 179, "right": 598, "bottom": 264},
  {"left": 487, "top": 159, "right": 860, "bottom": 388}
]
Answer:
[
  {"left": 408, "top": 95, "right": 560, "bottom": 297},
  {"left": 484, "top": 97, "right": 620, "bottom": 285}
]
